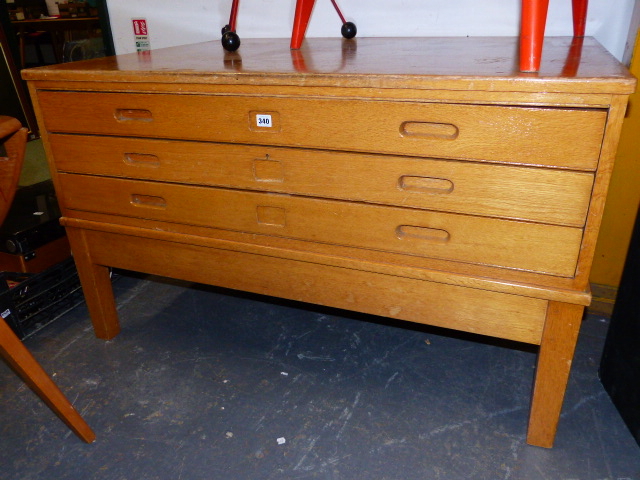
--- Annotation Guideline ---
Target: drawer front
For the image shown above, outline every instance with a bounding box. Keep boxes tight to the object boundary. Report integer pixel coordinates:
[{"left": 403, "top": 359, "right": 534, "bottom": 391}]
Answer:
[
  {"left": 50, "top": 134, "right": 594, "bottom": 226},
  {"left": 39, "top": 91, "right": 606, "bottom": 169},
  {"left": 58, "top": 174, "right": 583, "bottom": 277}
]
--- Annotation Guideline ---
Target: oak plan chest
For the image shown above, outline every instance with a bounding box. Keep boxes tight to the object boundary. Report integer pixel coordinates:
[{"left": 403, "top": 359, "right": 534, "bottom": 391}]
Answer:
[{"left": 23, "top": 37, "right": 636, "bottom": 447}]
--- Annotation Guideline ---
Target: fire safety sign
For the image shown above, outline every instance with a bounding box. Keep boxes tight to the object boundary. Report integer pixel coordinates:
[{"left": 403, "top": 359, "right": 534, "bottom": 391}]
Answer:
[{"left": 132, "top": 18, "right": 150, "bottom": 52}]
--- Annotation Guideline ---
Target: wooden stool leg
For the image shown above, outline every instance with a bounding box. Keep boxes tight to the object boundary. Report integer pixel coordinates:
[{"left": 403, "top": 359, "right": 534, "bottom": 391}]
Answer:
[
  {"left": 65, "top": 227, "right": 120, "bottom": 340},
  {"left": 572, "top": 0, "right": 588, "bottom": 37},
  {"left": 527, "top": 301, "right": 584, "bottom": 447},
  {"left": 0, "top": 319, "right": 96, "bottom": 443},
  {"left": 520, "top": 0, "right": 550, "bottom": 72},
  {"left": 290, "top": 0, "right": 317, "bottom": 49}
]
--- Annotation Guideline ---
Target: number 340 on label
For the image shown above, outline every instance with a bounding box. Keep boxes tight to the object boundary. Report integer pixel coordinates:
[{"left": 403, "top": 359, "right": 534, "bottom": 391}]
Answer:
[{"left": 256, "top": 114, "right": 272, "bottom": 127}]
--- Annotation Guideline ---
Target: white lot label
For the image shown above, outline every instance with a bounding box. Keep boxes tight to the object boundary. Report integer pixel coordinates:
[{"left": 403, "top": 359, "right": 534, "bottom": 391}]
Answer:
[{"left": 256, "top": 114, "right": 272, "bottom": 127}]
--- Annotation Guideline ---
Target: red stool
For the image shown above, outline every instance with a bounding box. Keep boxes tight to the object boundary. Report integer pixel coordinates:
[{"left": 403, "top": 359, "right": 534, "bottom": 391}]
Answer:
[
  {"left": 290, "top": 0, "right": 356, "bottom": 49},
  {"left": 221, "top": 0, "right": 356, "bottom": 52},
  {"left": 520, "top": 0, "right": 588, "bottom": 72},
  {"left": 221, "top": 0, "right": 586, "bottom": 71}
]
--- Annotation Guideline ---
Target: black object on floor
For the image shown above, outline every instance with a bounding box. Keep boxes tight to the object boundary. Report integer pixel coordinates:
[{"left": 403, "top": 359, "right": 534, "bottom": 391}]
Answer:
[
  {"left": 600, "top": 205, "right": 640, "bottom": 448},
  {"left": 0, "top": 257, "right": 83, "bottom": 339},
  {"left": 1, "top": 272, "right": 639, "bottom": 480},
  {"left": 0, "top": 180, "right": 64, "bottom": 256}
]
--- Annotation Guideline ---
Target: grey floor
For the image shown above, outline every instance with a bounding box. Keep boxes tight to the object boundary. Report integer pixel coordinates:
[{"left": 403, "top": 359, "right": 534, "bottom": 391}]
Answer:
[{"left": 1, "top": 271, "right": 639, "bottom": 480}]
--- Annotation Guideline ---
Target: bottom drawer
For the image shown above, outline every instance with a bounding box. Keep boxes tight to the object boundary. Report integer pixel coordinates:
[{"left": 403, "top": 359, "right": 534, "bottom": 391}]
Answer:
[
  {"left": 58, "top": 174, "right": 583, "bottom": 277},
  {"left": 76, "top": 227, "right": 549, "bottom": 344}
]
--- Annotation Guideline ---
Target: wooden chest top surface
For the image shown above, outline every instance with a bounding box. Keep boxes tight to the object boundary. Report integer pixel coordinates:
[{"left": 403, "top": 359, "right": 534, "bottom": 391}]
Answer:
[{"left": 22, "top": 37, "right": 636, "bottom": 94}]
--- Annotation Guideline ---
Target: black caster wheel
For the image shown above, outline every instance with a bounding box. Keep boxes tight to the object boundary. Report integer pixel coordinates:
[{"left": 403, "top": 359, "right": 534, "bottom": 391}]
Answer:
[
  {"left": 221, "top": 24, "right": 231, "bottom": 35},
  {"left": 221, "top": 31, "right": 240, "bottom": 52},
  {"left": 341, "top": 22, "right": 357, "bottom": 39}
]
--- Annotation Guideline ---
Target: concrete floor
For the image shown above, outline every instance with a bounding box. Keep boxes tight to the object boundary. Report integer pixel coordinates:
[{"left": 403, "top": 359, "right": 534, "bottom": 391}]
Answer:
[{"left": 1, "top": 271, "right": 639, "bottom": 480}]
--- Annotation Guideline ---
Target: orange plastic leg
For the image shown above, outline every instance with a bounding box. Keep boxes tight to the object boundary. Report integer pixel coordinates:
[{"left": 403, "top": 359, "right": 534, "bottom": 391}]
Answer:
[
  {"left": 572, "top": 0, "right": 588, "bottom": 37},
  {"left": 291, "top": 0, "right": 316, "bottom": 49},
  {"left": 520, "top": 0, "right": 550, "bottom": 72}
]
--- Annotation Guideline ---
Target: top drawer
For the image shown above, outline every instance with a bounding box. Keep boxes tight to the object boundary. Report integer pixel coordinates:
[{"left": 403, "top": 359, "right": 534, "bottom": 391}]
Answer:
[{"left": 37, "top": 91, "right": 607, "bottom": 169}]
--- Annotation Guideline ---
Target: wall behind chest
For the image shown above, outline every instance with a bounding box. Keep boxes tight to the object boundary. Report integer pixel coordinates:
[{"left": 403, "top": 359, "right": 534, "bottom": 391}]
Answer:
[{"left": 105, "top": 0, "right": 638, "bottom": 61}]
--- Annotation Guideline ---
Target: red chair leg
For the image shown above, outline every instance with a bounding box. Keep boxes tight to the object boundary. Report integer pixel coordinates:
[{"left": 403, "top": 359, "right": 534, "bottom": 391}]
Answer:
[
  {"left": 228, "top": 0, "right": 240, "bottom": 31},
  {"left": 329, "top": 0, "right": 347, "bottom": 23},
  {"left": 520, "top": 0, "right": 550, "bottom": 72},
  {"left": 572, "top": 0, "right": 588, "bottom": 37},
  {"left": 291, "top": 0, "right": 316, "bottom": 49}
]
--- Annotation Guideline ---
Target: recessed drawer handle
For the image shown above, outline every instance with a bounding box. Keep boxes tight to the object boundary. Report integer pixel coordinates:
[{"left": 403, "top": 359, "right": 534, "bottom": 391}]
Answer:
[
  {"left": 124, "top": 153, "right": 160, "bottom": 167},
  {"left": 115, "top": 108, "right": 153, "bottom": 122},
  {"left": 400, "top": 121, "right": 459, "bottom": 140},
  {"left": 131, "top": 194, "right": 166, "bottom": 209},
  {"left": 253, "top": 156, "right": 284, "bottom": 182},
  {"left": 396, "top": 225, "right": 450, "bottom": 243},
  {"left": 399, "top": 175, "right": 454, "bottom": 194},
  {"left": 256, "top": 205, "right": 286, "bottom": 227}
]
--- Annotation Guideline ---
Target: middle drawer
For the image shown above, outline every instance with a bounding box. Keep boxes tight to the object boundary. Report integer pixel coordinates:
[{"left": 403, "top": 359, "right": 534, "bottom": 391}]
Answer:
[
  {"left": 50, "top": 134, "right": 593, "bottom": 227},
  {"left": 58, "top": 173, "right": 583, "bottom": 277}
]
